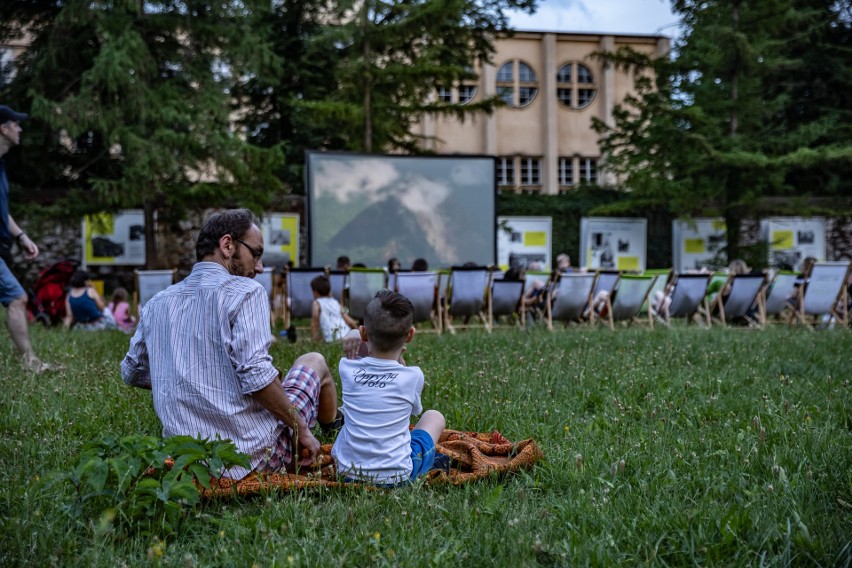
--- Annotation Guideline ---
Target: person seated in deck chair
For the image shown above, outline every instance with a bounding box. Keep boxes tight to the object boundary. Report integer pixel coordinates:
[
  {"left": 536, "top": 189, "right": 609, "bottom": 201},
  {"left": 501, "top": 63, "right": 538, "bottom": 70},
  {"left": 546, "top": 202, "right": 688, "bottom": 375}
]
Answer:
[
  {"left": 333, "top": 290, "right": 446, "bottom": 486},
  {"left": 310, "top": 274, "right": 357, "bottom": 343}
]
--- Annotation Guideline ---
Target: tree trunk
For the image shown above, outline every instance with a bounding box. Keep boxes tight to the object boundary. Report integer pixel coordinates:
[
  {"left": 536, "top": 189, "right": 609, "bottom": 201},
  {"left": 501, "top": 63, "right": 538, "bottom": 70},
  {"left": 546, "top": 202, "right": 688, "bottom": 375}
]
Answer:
[
  {"left": 144, "top": 201, "right": 158, "bottom": 269},
  {"left": 362, "top": 2, "right": 372, "bottom": 153}
]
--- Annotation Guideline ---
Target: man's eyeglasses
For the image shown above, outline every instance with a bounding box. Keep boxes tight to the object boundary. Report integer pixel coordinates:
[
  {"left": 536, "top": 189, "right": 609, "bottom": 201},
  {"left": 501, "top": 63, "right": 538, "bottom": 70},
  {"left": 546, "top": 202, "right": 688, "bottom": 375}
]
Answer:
[{"left": 233, "top": 237, "right": 263, "bottom": 260}]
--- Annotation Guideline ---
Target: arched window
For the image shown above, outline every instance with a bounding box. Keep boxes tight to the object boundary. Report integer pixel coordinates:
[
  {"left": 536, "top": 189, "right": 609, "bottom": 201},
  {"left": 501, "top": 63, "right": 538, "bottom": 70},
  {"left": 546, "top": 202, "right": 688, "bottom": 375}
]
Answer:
[
  {"left": 496, "top": 60, "right": 538, "bottom": 108},
  {"left": 436, "top": 67, "right": 479, "bottom": 105},
  {"left": 556, "top": 62, "right": 597, "bottom": 110}
]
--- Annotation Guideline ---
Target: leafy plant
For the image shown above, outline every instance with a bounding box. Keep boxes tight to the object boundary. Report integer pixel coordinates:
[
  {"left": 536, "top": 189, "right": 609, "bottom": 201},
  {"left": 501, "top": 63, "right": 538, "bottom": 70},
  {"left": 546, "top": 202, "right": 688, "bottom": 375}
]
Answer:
[{"left": 58, "top": 434, "right": 250, "bottom": 536}]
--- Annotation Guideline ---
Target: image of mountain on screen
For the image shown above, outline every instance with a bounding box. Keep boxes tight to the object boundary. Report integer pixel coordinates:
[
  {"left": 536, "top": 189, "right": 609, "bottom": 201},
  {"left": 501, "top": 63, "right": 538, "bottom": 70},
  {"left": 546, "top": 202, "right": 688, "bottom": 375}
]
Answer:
[
  {"left": 328, "top": 197, "right": 442, "bottom": 264},
  {"left": 92, "top": 237, "right": 125, "bottom": 257}
]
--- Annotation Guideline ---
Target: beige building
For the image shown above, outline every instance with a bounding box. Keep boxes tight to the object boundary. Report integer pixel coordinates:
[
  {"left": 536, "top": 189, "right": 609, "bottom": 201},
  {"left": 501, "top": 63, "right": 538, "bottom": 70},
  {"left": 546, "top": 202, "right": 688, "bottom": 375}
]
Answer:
[{"left": 419, "top": 31, "right": 669, "bottom": 194}]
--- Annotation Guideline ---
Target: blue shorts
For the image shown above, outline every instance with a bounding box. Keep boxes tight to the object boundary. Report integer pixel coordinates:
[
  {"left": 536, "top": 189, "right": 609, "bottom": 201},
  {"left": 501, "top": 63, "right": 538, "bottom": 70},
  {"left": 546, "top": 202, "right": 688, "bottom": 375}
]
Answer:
[
  {"left": 0, "top": 257, "right": 25, "bottom": 308},
  {"left": 409, "top": 428, "right": 437, "bottom": 480},
  {"left": 343, "top": 428, "right": 437, "bottom": 487}
]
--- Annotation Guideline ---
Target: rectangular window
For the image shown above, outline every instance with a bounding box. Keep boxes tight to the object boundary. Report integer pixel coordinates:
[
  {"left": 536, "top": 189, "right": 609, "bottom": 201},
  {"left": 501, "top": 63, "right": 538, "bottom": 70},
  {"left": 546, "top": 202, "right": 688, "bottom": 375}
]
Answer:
[
  {"left": 497, "top": 157, "right": 515, "bottom": 186},
  {"left": 558, "top": 157, "right": 574, "bottom": 186},
  {"left": 580, "top": 158, "right": 598, "bottom": 185},
  {"left": 520, "top": 157, "right": 541, "bottom": 186},
  {"left": 437, "top": 86, "right": 453, "bottom": 103}
]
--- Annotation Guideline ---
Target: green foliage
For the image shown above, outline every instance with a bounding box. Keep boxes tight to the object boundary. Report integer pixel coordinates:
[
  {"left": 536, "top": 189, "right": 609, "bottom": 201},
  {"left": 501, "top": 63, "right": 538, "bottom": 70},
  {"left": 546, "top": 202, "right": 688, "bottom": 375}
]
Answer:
[
  {"left": 0, "top": 0, "right": 285, "bottom": 244},
  {"left": 57, "top": 434, "right": 250, "bottom": 537},
  {"left": 593, "top": 0, "right": 852, "bottom": 260}
]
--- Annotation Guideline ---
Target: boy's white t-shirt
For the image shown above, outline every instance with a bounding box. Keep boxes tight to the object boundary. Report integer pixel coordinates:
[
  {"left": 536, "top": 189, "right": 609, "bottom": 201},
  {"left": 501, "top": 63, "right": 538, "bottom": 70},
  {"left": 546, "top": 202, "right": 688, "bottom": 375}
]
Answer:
[
  {"left": 331, "top": 356, "right": 424, "bottom": 483},
  {"left": 315, "top": 296, "right": 350, "bottom": 342}
]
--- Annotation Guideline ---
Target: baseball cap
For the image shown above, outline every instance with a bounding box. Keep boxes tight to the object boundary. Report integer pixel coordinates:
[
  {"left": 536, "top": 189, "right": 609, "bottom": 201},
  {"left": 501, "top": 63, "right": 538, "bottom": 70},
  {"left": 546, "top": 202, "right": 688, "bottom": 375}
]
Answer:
[{"left": 0, "top": 105, "right": 28, "bottom": 124}]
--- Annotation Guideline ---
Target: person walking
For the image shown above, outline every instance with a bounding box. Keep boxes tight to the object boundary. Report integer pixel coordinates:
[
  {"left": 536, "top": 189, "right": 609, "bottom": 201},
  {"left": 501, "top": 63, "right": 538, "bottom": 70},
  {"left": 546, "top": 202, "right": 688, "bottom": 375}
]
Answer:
[{"left": 0, "top": 104, "right": 58, "bottom": 372}]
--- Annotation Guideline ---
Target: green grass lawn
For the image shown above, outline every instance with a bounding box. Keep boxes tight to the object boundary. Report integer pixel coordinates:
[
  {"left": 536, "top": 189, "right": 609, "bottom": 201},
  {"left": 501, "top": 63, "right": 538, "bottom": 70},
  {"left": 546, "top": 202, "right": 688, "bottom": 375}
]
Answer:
[{"left": 1, "top": 320, "right": 850, "bottom": 566}]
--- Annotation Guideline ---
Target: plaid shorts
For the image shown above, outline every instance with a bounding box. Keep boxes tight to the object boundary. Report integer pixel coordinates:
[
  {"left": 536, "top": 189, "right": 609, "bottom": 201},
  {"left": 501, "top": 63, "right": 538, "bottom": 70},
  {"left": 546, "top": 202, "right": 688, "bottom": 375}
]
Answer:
[{"left": 258, "top": 365, "right": 321, "bottom": 472}]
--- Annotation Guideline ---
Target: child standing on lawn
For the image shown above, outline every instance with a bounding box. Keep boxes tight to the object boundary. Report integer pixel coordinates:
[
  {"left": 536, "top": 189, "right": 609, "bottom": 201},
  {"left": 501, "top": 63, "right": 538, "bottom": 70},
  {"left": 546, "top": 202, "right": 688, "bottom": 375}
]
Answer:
[
  {"left": 332, "top": 289, "right": 445, "bottom": 485},
  {"left": 310, "top": 275, "right": 357, "bottom": 342}
]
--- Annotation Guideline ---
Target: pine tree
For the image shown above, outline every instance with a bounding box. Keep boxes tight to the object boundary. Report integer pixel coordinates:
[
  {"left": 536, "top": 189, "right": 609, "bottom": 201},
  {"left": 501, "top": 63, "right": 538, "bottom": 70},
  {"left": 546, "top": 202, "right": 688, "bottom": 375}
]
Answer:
[
  {"left": 1, "top": 0, "right": 284, "bottom": 267},
  {"left": 593, "top": 0, "right": 852, "bottom": 262}
]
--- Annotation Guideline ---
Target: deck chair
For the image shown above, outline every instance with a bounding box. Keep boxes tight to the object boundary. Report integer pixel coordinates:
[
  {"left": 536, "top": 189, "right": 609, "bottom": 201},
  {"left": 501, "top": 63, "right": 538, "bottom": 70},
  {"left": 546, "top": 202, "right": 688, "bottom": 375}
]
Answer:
[
  {"left": 662, "top": 273, "right": 712, "bottom": 327},
  {"left": 442, "top": 266, "right": 492, "bottom": 333},
  {"left": 606, "top": 274, "right": 659, "bottom": 329},
  {"left": 347, "top": 267, "right": 388, "bottom": 321},
  {"left": 588, "top": 271, "right": 620, "bottom": 327},
  {"left": 254, "top": 267, "right": 276, "bottom": 325},
  {"left": 393, "top": 271, "right": 442, "bottom": 333},
  {"left": 134, "top": 268, "right": 177, "bottom": 317},
  {"left": 284, "top": 267, "right": 326, "bottom": 327},
  {"left": 709, "top": 273, "right": 767, "bottom": 327},
  {"left": 641, "top": 269, "right": 672, "bottom": 317},
  {"left": 489, "top": 278, "right": 526, "bottom": 330},
  {"left": 545, "top": 273, "right": 597, "bottom": 330},
  {"left": 763, "top": 271, "right": 798, "bottom": 323},
  {"left": 790, "top": 261, "right": 851, "bottom": 328}
]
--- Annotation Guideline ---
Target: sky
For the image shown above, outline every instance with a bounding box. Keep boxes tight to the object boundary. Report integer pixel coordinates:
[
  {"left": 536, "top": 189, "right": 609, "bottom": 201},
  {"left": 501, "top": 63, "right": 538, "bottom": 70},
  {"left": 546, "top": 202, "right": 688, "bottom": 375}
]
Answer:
[{"left": 508, "top": 0, "right": 683, "bottom": 41}]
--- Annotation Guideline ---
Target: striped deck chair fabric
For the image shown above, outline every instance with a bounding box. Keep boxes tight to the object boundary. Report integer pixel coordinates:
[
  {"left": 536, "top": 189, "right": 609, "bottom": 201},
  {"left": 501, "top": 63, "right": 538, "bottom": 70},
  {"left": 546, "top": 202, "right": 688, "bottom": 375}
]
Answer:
[
  {"left": 489, "top": 278, "right": 526, "bottom": 329},
  {"left": 285, "top": 267, "right": 326, "bottom": 326},
  {"left": 608, "top": 274, "right": 658, "bottom": 329},
  {"left": 545, "top": 273, "right": 597, "bottom": 330},
  {"left": 443, "top": 266, "right": 492, "bottom": 333},
  {"left": 710, "top": 273, "right": 767, "bottom": 327},
  {"left": 393, "top": 271, "right": 442, "bottom": 333},
  {"left": 790, "top": 261, "right": 851, "bottom": 328},
  {"left": 665, "top": 273, "right": 712, "bottom": 327},
  {"left": 763, "top": 271, "right": 798, "bottom": 321},
  {"left": 347, "top": 268, "right": 388, "bottom": 321}
]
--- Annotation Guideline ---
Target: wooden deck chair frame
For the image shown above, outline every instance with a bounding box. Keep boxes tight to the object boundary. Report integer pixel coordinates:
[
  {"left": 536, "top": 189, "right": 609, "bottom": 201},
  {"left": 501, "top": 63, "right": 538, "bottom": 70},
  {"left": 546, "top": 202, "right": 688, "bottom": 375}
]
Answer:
[
  {"left": 393, "top": 271, "right": 442, "bottom": 333},
  {"left": 442, "top": 266, "right": 492, "bottom": 334},
  {"left": 709, "top": 273, "right": 767, "bottom": 328},
  {"left": 134, "top": 268, "right": 177, "bottom": 318},
  {"left": 762, "top": 271, "right": 798, "bottom": 324},
  {"left": 545, "top": 273, "right": 597, "bottom": 330},
  {"left": 606, "top": 274, "right": 659, "bottom": 330},
  {"left": 489, "top": 278, "right": 526, "bottom": 330},
  {"left": 664, "top": 273, "right": 712, "bottom": 327},
  {"left": 283, "top": 267, "right": 326, "bottom": 328},
  {"left": 789, "top": 261, "right": 851, "bottom": 329},
  {"left": 347, "top": 267, "right": 388, "bottom": 322}
]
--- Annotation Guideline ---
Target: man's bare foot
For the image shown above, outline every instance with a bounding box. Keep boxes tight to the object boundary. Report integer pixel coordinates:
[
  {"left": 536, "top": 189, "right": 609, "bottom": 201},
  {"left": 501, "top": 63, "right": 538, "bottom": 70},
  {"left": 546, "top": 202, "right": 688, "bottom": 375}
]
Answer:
[{"left": 23, "top": 357, "right": 64, "bottom": 373}]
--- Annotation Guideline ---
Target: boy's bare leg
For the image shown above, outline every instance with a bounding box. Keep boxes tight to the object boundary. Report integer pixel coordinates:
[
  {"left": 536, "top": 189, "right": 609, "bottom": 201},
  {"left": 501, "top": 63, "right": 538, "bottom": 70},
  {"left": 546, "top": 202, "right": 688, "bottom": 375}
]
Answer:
[
  {"left": 414, "top": 409, "right": 445, "bottom": 446},
  {"left": 293, "top": 352, "right": 338, "bottom": 425}
]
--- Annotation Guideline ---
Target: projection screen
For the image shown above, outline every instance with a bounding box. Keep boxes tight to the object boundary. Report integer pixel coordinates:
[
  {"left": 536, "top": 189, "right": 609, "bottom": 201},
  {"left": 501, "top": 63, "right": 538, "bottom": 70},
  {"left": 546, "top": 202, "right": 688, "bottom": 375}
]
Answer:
[{"left": 306, "top": 152, "right": 496, "bottom": 268}]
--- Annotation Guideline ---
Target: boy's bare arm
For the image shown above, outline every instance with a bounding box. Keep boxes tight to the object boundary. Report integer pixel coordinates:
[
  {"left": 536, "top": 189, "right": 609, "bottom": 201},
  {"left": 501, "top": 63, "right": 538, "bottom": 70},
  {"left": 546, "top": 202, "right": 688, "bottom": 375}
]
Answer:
[{"left": 310, "top": 301, "right": 322, "bottom": 342}]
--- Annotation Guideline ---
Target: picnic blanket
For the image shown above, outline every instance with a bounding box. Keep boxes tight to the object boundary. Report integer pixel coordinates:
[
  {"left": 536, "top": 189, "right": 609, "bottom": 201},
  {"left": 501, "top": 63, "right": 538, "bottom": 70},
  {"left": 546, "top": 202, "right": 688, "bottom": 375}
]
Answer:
[{"left": 200, "top": 429, "right": 543, "bottom": 498}]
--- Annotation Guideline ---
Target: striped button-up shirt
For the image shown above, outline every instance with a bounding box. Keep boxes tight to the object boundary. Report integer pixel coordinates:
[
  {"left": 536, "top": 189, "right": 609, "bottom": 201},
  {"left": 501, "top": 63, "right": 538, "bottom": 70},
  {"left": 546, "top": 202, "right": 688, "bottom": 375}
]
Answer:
[{"left": 121, "top": 262, "right": 279, "bottom": 479}]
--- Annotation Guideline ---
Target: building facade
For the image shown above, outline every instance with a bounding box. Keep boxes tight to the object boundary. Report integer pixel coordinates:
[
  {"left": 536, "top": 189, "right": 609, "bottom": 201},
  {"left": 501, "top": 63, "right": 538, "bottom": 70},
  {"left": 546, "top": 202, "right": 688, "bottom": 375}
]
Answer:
[{"left": 418, "top": 31, "right": 669, "bottom": 195}]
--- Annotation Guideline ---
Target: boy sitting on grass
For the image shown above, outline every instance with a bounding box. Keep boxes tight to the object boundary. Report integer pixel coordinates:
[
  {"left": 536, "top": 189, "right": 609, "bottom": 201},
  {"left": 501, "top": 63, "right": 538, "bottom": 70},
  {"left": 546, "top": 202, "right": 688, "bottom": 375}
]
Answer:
[
  {"left": 310, "top": 274, "right": 357, "bottom": 342},
  {"left": 332, "top": 290, "right": 445, "bottom": 486}
]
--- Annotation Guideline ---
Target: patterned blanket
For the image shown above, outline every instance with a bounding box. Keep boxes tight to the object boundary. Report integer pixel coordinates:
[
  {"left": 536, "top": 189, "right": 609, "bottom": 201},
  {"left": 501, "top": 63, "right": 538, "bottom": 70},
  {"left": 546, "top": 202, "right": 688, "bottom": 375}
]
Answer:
[{"left": 200, "top": 429, "right": 544, "bottom": 498}]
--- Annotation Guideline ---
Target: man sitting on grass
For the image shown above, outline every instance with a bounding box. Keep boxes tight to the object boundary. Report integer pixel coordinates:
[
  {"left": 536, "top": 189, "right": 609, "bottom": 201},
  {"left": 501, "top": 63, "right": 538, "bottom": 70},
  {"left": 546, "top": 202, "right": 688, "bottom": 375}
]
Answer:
[
  {"left": 332, "top": 290, "right": 445, "bottom": 486},
  {"left": 121, "top": 209, "right": 342, "bottom": 479}
]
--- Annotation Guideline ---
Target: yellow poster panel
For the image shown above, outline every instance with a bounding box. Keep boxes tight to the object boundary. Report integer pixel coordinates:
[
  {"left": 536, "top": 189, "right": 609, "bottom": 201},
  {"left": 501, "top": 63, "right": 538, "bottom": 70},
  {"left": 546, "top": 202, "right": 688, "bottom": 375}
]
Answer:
[
  {"left": 523, "top": 231, "right": 547, "bottom": 247},
  {"left": 711, "top": 220, "right": 727, "bottom": 232},
  {"left": 85, "top": 213, "right": 116, "bottom": 264},
  {"left": 279, "top": 216, "right": 299, "bottom": 267},
  {"left": 684, "top": 238, "right": 706, "bottom": 254},
  {"left": 617, "top": 256, "right": 640, "bottom": 271},
  {"left": 772, "top": 230, "right": 794, "bottom": 250}
]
